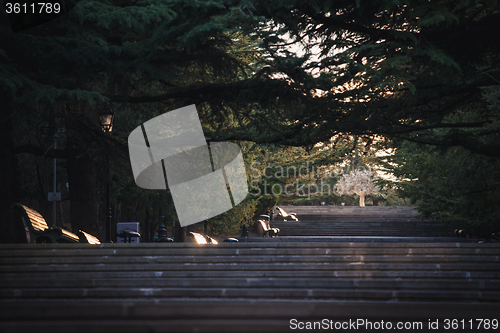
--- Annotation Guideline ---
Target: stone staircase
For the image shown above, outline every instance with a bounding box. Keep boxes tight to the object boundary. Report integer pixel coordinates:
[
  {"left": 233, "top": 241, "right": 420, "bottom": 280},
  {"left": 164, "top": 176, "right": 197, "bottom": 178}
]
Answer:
[
  {"left": 271, "top": 206, "right": 454, "bottom": 238},
  {"left": 1, "top": 242, "right": 499, "bottom": 332}
]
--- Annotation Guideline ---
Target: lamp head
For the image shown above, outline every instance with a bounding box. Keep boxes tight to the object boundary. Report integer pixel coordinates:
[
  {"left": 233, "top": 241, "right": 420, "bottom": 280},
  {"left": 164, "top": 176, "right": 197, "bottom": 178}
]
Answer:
[{"left": 100, "top": 106, "right": 115, "bottom": 133}]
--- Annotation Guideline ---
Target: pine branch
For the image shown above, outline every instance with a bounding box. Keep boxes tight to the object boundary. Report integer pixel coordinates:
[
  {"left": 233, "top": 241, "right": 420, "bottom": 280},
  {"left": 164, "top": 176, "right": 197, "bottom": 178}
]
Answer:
[{"left": 14, "top": 144, "right": 80, "bottom": 158}]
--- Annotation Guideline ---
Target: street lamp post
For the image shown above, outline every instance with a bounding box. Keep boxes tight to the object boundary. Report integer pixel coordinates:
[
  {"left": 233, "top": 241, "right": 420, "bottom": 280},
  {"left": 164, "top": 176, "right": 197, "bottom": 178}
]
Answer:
[
  {"left": 155, "top": 192, "right": 173, "bottom": 242},
  {"left": 100, "top": 106, "right": 115, "bottom": 243},
  {"left": 51, "top": 128, "right": 66, "bottom": 227},
  {"left": 240, "top": 217, "right": 249, "bottom": 238}
]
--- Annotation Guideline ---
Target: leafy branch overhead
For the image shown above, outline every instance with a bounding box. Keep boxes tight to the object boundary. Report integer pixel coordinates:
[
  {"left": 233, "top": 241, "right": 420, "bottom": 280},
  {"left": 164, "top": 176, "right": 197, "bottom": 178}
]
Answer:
[
  {"left": 1, "top": 0, "right": 499, "bottom": 240},
  {"left": 2, "top": 0, "right": 499, "bottom": 154}
]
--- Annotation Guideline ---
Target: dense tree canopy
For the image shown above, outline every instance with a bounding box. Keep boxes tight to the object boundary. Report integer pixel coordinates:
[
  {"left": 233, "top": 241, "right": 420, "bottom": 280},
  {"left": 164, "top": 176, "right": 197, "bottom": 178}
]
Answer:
[
  {"left": 1, "top": 0, "right": 499, "bottom": 241},
  {"left": 230, "top": 0, "right": 500, "bottom": 153},
  {"left": 385, "top": 141, "right": 500, "bottom": 237}
]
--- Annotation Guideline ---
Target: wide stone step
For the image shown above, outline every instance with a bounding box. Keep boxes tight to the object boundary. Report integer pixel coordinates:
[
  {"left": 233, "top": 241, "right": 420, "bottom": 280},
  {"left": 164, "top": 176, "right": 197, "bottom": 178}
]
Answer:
[
  {"left": 1, "top": 300, "right": 499, "bottom": 333},
  {"left": 1, "top": 242, "right": 498, "bottom": 255},
  {"left": 268, "top": 205, "right": 454, "bottom": 238},
  {"left": 274, "top": 227, "right": 452, "bottom": 231},
  {"left": 273, "top": 226, "right": 451, "bottom": 230},
  {"left": 271, "top": 220, "right": 444, "bottom": 224},
  {"left": 278, "top": 206, "right": 420, "bottom": 216},
  {"left": 275, "top": 231, "right": 453, "bottom": 235},
  {"left": 270, "top": 219, "right": 453, "bottom": 237},
  {"left": 275, "top": 219, "right": 442, "bottom": 223},
  {"left": 279, "top": 205, "right": 419, "bottom": 210},
  {"left": 2, "top": 253, "right": 497, "bottom": 265},
  {"left": 3, "top": 277, "right": 499, "bottom": 291},
  {"left": 2, "top": 287, "right": 499, "bottom": 302},
  {"left": 1, "top": 243, "right": 499, "bottom": 333},
  {"left": 3, "top": 269, "right": 499, "bottom": 280},
  {"left": 3, "top": 246, "right": 500, "bottom": 258},
  {"left": 273, "top": 227, "right": 449, "bottom": 230},
  {"left": 271, "top": 219, "right": 447, "bottom": 224},
  {"left": 4, "top": 262, "right": 500, "bottom": 275},
  {"left": 273, "top": 231, "right": 452, "bottom": 233},
  {"left": 246, "top": 236, "right": 471, "bottom": 243},
  {"left": 276, "top": 232, "right": 454, "bottom": 236},
  {"left": 293, "top": 215, "right": 422, "bottom": 220},
  {"left": 273, "top": 228, "right": 445, "bottom": 231}
]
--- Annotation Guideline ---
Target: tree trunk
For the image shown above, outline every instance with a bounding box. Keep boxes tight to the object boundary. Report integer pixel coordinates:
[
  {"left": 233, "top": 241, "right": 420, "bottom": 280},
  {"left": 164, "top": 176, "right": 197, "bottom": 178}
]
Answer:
[
  {"left": 359, "top": 194, "right": 365, "bottom": 207},
  {"left": 173, "top": 220, "right": 186, "bottom": 242},
  {"left": 67, "top": 148, "right": 101, "bottom": 239},
  {"left": 0, "top": 96, "right": 25, "bottom": 243},
  {"left": 0, "top": 1, "right": 25, "bottom": 243}
]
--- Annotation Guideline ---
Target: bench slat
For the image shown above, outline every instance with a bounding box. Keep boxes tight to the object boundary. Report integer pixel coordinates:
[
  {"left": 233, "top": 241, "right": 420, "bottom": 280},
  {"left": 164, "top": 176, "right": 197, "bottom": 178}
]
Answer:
[
  {"left": 23, "top": 206, "right": 49, "bottom": 232},
  {"left": 189, "top": 232, "right": 208, "bottom": 245},
  {"left": 79, "top": 231, "right": 101, "bottom": 245},
  {"left": 27, "top": 220, "right": 47, "bottom": 232},
  {"left": 60, "top": 229, "right": 80, "bottom": 242}
]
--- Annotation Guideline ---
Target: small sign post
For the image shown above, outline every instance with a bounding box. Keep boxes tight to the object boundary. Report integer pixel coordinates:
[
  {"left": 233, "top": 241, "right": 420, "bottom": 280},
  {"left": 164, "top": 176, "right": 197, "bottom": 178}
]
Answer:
[{"left": 48, "top": 192, "right": 61, "bottom": 202}]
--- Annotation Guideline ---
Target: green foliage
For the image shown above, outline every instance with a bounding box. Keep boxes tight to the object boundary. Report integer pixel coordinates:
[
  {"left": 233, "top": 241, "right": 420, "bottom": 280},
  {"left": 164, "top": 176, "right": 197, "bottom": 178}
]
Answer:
[
  {"left": 221, "top": 0, "right": 500, "bottom": 154},
  {"left": 207, "top": 196, "right": 259, "bottom": 236},
  {"left": 1, "top": 0, "right": 270, "bottom": 237},
  {"left": 2, "top": 0, "right": 500, "bottom": 239},
  {"left": 253, "top": 194, "right": 278, "bottom": 218},
  {"left": 388, "top": 142, "right": 500, "bottom": 237}
]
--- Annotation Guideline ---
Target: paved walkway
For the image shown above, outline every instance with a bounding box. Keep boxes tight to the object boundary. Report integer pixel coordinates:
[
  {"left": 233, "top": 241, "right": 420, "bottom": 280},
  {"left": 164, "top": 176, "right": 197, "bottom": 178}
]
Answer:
[
  {"left": 244, "top": 235, "right": 473, "bottom": 242},
  {"left": 271, "top": 206, "right": 456, "bottom": 238},
  {"left": 1, "top": 241, "right": 499, "bottom": 332}
]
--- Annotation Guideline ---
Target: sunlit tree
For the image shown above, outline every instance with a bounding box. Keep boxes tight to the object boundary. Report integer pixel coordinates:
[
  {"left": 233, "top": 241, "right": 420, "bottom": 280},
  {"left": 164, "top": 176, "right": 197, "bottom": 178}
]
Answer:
[{"left": 335, "top": 169, "right": 379, "bottom": 207}]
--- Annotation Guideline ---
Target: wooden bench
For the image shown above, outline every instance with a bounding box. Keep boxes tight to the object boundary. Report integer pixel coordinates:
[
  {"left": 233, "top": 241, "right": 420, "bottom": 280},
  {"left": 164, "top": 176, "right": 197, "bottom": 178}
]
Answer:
[
  {"left": 117, "top": 230, "right": 141, "bottom": 243},
  {"left": 275, "top": 206, "right": 298, "bottom": 221},
  {"left": 12, "top": 203, "right": 100, "bottom": 244},
  {"left": 189, "top": 232, "right": 218, "bottom": 245},
  {"left": 257, "top": 217, "right": 280, "bottom": 237},
  {"left": 78, "top": 230, "right": 101, "bottom": 245}
]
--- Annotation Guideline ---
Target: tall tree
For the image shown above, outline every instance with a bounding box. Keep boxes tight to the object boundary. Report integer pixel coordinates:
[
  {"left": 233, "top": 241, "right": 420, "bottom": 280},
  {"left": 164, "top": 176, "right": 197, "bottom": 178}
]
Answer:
[
  {"left": 0, "top": 1, "right": 25, "bottom": 242},
  {"left": 0, "top": 0, "right": 277, "bottom": 241},
  {"left": 387, "top": 141, "right": 500, "bottom": 237},
  {"left": 335, "top": 169, "right": 380, "bottom": 207},
  {"left": 217, "top": 0, "right": 500, "bottom": 153},
  {"left": 2, "top": 0, "right": 499, "bottom": 242}
]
